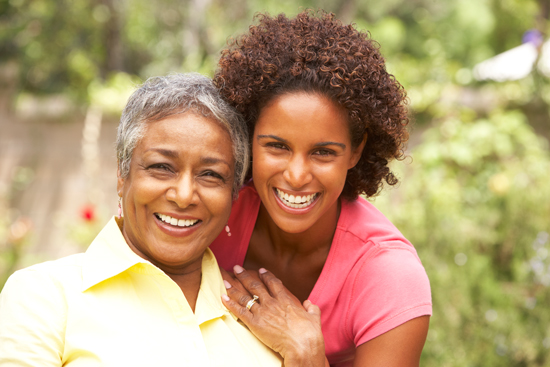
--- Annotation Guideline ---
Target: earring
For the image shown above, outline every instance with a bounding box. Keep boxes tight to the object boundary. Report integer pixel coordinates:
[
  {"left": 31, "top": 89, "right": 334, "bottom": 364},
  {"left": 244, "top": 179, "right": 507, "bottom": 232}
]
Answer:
[
  {"left": 225, "top": 224, "right": 231, "bottom": 237},
  {"left": 118, "top": 197, "right": 122, "bottom": 219}
]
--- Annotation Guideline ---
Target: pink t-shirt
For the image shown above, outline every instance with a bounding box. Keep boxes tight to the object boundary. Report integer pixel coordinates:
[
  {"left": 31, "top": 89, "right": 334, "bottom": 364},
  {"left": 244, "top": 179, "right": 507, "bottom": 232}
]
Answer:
[{"left": 210, "top": 183, "right": 432, "bottom": 366}]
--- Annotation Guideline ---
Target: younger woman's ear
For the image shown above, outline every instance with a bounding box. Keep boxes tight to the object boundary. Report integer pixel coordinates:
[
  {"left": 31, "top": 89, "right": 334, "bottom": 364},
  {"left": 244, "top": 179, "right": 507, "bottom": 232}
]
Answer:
[{"left": 348, "top": 133, "right": 367, "bottom": 169}]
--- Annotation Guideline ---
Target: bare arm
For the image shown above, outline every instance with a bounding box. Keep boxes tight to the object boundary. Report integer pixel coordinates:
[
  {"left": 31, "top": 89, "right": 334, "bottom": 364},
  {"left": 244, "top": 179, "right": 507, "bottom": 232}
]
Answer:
[{"left": 353, "top": 316, "right": 430, "bottom": 367}]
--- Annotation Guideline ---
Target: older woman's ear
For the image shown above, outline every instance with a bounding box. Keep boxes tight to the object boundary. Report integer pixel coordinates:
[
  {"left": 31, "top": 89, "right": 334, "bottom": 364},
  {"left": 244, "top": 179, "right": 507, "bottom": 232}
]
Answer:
[{"left": 117, "top": 166, "right": 124, "bottom": 194}]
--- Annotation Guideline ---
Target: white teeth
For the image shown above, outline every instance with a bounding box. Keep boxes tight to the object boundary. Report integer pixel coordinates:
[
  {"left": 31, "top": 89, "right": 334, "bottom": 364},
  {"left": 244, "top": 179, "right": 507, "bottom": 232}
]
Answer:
[
  {"left": 157, "top": 214, "right": 198, "bottom": 227},
  {"left": 276, "top": 189, "right": 318, "bottom": 208}
]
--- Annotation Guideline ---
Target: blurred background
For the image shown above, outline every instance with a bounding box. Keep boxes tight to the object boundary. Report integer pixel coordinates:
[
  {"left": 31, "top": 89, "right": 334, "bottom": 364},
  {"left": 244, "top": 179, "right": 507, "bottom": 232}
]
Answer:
[{"left": 1, "top": 0, "right": 550, "bottom": 365}]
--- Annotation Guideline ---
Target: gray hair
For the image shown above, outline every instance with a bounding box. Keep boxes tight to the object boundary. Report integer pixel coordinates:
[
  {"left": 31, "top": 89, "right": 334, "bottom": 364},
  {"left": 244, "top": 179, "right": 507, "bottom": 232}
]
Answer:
[{"left": 116, "top": 73, "right": 249, "bottom": 196}]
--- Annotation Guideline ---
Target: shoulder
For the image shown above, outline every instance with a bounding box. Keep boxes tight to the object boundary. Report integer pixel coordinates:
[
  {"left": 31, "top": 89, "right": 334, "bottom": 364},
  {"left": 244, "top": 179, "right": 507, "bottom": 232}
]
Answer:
[
  {"left": 327, "top": 197, "right": 422, "bottom": 278},
  {"left": 330, "top": 198, "right": 432, "bottom": 344},
  {"left": 1, "top": 254, "right": 85, "bottom": 301},
  {"left": 350, "top": 241, "right": 430, "bottom": 295},
  {"left": 339, "top": 198, "right": 430, "bottom": 311},
  {"left": 210, "top": 182, "right": 260, "bottom": 270},
  {"left": 340, "top": 243, "right": 432, "bottom": 346},
  {"left": 16, "top": 253, "right": 85, "bottom": 281},
  {"left": 0, "top": 255, "right": 85, "bottom": 363},
  {"left": 232, "top": 181, "right": 261, "bottom": 212},
  {"left": 222, "top": 181, "right": 261, "bottom": 225},
  {"left": 348, "top": 256, "right": 431, "bottom": 346},
  {"left": 338, "top": 196, "right": 413, "bottom": 248},
  {"left": 337, "top": 200, "right": 432, "bottom": 344}
]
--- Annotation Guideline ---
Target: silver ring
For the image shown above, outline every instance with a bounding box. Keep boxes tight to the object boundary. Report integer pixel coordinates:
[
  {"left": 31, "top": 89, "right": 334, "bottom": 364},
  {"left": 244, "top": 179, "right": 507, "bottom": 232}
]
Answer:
[{"left": 246, "top": 295, "right": 260, "bottom": 310}]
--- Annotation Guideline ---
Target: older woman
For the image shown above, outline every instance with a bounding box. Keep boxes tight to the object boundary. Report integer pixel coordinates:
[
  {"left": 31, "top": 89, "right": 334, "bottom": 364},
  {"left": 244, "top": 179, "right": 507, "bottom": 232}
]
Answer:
[
  {"left": 209, "top": 11, "right": 432, "bottom": 367},
  {"left": 0, "top": 74, "right": 286, "bottom": 366}
]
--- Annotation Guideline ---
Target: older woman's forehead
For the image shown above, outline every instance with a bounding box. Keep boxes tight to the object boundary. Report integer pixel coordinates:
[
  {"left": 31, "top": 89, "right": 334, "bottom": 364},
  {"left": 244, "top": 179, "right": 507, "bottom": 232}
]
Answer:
[
  {"left": 138, "top": 114, "right": 234, "bottom": 160},
  {"left": 116, "top": 73, "right": 248, "bottom": 192},
  {"left": 142, "top": 113, "right": 230, "bottom": 142}
]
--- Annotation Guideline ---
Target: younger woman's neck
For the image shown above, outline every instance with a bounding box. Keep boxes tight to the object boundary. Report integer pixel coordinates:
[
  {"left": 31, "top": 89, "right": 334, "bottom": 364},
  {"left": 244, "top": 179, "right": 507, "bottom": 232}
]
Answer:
[{"left": 256, "top": 199, "right": 341, "bottom": 256}]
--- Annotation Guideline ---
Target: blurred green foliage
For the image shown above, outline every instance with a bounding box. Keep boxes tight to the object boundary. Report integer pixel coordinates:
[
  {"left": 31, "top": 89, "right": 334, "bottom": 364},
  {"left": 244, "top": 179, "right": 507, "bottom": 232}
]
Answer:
[
  {"left": 374, "top": 108, "right": 550, "bottom": 366},
  {"left": 0, "top": 0, "right": 544, "bottom": 107},
  {"left": 2, "top": 0, "right": 550, "bottom": 365}
]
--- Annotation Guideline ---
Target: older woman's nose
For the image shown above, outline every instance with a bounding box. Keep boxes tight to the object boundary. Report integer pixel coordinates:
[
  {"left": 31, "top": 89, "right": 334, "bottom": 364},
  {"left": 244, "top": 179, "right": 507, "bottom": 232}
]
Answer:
[
  {"left": 166, "top": 175, "right": 198, "bottom": 208},
  {"left": 283, "top": 154, "right": 313, "bottom": 189}
]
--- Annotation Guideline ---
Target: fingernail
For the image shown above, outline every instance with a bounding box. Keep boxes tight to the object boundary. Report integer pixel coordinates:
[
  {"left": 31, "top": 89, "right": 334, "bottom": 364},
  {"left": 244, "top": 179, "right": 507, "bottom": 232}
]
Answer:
[
  {"left": 234, "top": 265, "right": 244, "bottom": 274},
  {"left": 259, "top": 268, "right": 267, "bottom": 274},
  {"left": 223, "top": 280, "right": 232, "bottom": 289},
  {"left": 222, "top": 294, "right": 230, "bottom": 301}
]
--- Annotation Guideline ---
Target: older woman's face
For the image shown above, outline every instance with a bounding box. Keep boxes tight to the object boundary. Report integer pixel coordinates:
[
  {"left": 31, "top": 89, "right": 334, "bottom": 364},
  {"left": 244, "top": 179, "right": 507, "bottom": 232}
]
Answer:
[{"left": 117, "top": 112, "right": 234, "bottom": 273}]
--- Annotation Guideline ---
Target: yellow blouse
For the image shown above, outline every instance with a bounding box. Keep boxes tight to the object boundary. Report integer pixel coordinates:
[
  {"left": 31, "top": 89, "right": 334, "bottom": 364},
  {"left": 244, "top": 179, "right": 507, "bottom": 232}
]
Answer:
[{"left": 0, "top": 217, "right": 282, "bottom": 367}]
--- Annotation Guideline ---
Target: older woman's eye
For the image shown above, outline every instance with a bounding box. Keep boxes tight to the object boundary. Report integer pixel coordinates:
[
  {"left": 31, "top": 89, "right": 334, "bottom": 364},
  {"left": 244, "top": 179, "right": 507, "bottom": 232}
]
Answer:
[
  {"left": 201, "top": 170, "right": 225, "bottom": 182},
  {"left": 148, "top": 163, "right": 172, "bottom": 171}
]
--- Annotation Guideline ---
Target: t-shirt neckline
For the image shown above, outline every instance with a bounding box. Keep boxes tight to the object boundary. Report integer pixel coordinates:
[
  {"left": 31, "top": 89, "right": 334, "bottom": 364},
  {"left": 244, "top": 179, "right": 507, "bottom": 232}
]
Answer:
[{"left": 245, "top": 184, "right": 350, "bottom": 303}]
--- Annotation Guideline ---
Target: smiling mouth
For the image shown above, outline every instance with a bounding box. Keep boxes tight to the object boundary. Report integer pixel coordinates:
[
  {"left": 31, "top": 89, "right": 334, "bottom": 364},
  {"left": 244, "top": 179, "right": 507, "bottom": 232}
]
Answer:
[
  {"left": 275, "top": 188, "right": 319, "bottom": 209},
  {"left": 155, "top": 213, "right": 200, "bottom": 227}
]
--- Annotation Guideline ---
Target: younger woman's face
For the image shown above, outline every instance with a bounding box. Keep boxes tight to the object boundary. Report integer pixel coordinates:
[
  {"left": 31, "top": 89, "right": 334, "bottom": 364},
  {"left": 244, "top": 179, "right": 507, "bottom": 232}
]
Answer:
[{"left": 252, "top": 92, "right": 365, "bottom": 234}]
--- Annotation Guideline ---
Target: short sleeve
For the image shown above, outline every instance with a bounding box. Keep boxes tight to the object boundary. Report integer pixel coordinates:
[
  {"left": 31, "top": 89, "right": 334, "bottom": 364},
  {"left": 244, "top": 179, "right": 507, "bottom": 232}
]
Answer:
[
  {"left": 347, "top": 242, "right": 432, "bottom": 346},
  {"left": 0, "top": 268, "right": 66, "bottom": 367}
]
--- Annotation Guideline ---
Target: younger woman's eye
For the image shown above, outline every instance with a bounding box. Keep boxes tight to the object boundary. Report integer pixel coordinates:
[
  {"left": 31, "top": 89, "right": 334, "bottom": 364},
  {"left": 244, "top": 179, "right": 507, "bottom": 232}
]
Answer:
[
  {"left": 266, "top": 142, "right": 288, "bottom": 150},
  {"left": 313, "top": 149, "right": 336, "bottom": 157}
]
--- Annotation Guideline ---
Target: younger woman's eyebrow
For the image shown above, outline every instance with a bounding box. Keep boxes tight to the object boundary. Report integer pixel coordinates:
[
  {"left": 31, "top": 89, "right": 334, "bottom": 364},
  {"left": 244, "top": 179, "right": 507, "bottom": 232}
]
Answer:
[
  {"left": 257, "top": 134, "right": 346, "bottom": 149},
  {"left": 316, "top": 141, "right": 346, "bottom": 149},
  {"left": 257, "top": 134, "right": 288, "bottom": 143}
]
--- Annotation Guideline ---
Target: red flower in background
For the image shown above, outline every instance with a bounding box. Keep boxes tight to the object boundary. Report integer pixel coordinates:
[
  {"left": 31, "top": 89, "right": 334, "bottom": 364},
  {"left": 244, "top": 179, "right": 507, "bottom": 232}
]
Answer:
[{"left": 80, "top": 204, "right": 96, "bottom": 222}]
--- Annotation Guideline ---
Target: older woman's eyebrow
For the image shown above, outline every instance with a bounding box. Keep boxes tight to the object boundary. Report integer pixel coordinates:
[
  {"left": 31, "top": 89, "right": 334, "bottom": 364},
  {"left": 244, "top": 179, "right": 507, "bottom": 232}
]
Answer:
[
  {"left": 200, "top": 156, "right": 232, "bottom": 168},
  {"left": 146, "top": 148, "right": 179, "bottom": 158}
]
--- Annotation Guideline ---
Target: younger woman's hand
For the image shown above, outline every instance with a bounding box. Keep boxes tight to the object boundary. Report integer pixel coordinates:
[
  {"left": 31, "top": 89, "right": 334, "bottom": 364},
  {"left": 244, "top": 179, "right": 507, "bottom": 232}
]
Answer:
[{"left": 221, "top": 266, "right": 327, "bottom": 367}]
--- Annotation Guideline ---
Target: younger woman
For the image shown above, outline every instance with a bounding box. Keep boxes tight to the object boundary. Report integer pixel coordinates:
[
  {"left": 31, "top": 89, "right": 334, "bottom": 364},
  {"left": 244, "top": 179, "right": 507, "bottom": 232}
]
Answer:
[{"left": 210, "top": 10, "right": 432, "bottom": 367}]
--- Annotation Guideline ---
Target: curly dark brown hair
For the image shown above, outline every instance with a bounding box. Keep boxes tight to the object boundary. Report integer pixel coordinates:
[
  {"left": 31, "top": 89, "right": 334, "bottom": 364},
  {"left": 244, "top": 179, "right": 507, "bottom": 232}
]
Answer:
[{"left": 214, "top": 10, "right": 409, "bottom": 199}]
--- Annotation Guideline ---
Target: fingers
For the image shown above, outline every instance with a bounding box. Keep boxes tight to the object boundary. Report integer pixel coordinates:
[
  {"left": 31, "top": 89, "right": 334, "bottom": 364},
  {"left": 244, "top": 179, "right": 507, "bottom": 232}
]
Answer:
[
  {"left": 232, "top": 265, "right": 271, "bottom": 300},
  {"left": 258, "top": 268, "right": 301, "bottom": 304},
  {"left": 219, "top": 267, "right": 236, "bottom": 281},
  {"left": 220, "top": 267, "right": 248, "bottom": 297},
  {"left": 222, "top": 266, "right": 265, "bottom": 316},
  {"left": 222, "top": 265, "right": 302, "bottom": 316},
  {"left": 223, "top": 278, "right": 259, "bottom": 310},
  {"left": 221, "top": 292, "right": 255, "bottom": 322},
  {"left": 303, "top": 300, "right": 321, "bottom": 319}
]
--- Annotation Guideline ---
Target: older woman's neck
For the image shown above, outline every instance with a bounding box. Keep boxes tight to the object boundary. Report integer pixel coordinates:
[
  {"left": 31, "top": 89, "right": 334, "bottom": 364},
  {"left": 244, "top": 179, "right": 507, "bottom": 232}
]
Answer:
[
  {"left": 121, "top": 228, "right": 204, "bottom": 313},
  {"left": 163, "top": 266, "right": 202, "bottom": 313}
]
